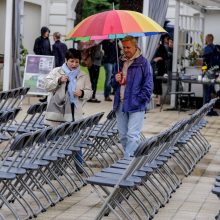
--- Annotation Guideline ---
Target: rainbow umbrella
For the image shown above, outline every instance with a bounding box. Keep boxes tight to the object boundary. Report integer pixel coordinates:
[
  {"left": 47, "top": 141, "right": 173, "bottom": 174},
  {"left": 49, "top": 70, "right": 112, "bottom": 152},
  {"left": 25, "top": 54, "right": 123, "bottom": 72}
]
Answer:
[{"left": 66, "top": 10, "right": 166, "bottom": 41}]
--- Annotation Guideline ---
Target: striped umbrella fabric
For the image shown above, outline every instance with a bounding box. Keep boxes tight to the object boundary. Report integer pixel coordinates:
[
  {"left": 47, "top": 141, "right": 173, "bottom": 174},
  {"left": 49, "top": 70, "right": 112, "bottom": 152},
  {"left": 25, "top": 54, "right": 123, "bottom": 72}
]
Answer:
[{"left": 66, "top": 10, "right": 166, "bottom": 41}]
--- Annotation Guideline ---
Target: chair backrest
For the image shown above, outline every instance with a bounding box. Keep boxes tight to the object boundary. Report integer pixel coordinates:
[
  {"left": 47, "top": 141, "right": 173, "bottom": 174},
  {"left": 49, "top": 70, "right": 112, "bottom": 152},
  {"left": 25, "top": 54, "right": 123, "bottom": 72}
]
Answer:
[
  {"left": 20, "top": 87, "right": 30, "bottom": 95},
  {"left": 13, "top": 107, "right": 22, "bottom": 118},
  {"left": 7, "top": 89, "right": 16, "bottom": 98},
  {"left": 10, "top": 132, "right": 32, "bottom": 151},
  {"left": 64, "top": 121, "right": 79, "bottom": 135},
  {"left": 47, "top": 123, "right": 66, "bottom": 141},
  {"left": 0, "top": 91, "right": 10, "bottom": 100},
  {"left": 78, "top": 117, "right": 90, "bottom": 130},
  {"left": 41, "top": 102, "right": 47, "bottom": 112},
  {"left": 29, "top": 130, "right": 41, "bottom": 143},
  {"left": 106, "top": 110, "right": 115, "bottom": 120},
  {"left": 0, "top": 110, "right": 15, "bottom": 123},
  {"left": 36, "top": 126, "right": 54, "bottom": 143},
  {"left": 133, "top": 136, "right": 158, "bottom": 158},
  {"left": 36, "top": 102, "right": 47, "bottom": 114},
  {"left": 94, "top": 112, "right": 104, "bottom": 125},
  {"left": 27, "top": 103, "right": 41, "bottom": 115},
  {"left": 62, "top": 121, "right": 72, "bottom": 133}
]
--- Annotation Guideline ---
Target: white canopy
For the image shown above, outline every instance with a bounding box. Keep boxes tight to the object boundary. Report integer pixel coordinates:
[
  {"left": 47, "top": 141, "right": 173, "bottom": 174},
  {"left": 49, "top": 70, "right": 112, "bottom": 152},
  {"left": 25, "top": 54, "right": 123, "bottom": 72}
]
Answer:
[{"left": 180, "top": 0, "right": 220, "bottom": 12}]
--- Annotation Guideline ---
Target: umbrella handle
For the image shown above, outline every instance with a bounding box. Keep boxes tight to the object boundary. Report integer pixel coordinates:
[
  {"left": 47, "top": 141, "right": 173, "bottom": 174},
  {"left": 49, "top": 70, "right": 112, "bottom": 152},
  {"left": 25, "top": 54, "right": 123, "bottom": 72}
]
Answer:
[{"left": 115, "top": 39, "right": 120, "bottom": 72}]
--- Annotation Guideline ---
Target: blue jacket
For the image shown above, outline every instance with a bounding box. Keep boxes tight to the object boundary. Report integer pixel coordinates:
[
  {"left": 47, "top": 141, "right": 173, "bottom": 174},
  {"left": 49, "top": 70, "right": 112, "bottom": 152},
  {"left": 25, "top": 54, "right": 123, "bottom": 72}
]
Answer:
[{"left": 111, "top": 55, "right": 153, "bottom": 113}]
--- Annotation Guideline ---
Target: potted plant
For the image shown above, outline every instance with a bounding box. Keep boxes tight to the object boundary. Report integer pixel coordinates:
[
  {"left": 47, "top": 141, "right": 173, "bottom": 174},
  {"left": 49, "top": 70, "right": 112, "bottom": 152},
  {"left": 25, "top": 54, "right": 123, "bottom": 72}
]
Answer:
[{"left": 20, "top": 35, "right": 28, "bottom": 77}]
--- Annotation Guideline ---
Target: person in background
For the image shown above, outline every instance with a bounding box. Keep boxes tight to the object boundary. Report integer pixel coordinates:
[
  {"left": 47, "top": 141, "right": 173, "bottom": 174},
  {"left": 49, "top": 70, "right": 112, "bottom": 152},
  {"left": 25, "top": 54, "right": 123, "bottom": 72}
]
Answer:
[
  {"left": 168, "top": 38, "right": 173, "bottom": 72},
  {"left": 111, "top": 36, "right": 153, "bottom": 157},
  {"left": 203, "top": 34, "right": 218, "bottom": 116},
  {"left": 45, "top": 48, "right": 92, "bottom": 173},
  {"left": 168, "top": 38, "right": 173, "bottom": 53},
  {"left": 34, "top": 26, "right": 52, "bottom": 102},
  {"left": 161, "top": 33, "right": 172, "bottom": 72},
  {"left": 52, "top": 32, "right": 68, "bottom": 67},
  {"left": 152, "top": 42, "right": 168, "bottom": 106},
  {"left": 87, "top": 44, "right": 103, "bottom": 103},
  {"left": 102, "top": 40, "right": 119, "bottom": 101},
  {"left": 34, "top": 26, "right": 52, "bottom": 56}
]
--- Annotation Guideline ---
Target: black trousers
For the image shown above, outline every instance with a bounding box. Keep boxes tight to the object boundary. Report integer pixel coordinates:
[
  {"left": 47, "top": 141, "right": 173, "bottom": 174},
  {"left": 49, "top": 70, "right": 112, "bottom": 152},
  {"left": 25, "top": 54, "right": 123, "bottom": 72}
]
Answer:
[{"left": 88, "top": 64, "right": 100, "bottom": 99}]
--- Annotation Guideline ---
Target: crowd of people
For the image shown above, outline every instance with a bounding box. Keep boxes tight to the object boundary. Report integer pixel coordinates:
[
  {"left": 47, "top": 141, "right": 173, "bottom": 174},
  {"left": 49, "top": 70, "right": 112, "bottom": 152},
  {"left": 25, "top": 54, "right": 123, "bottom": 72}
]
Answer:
[
  {"left": 33, "top": 26, "right": 119, "bottom": 104},
  {"left": 33, "top": 26, "right": 175, "bottom": 109},
  {"left": 33, "top": 26, "right": 153, "bottom": 159},
  {"left": 33, "top": 25, "right": 219, "bottom": 160}
]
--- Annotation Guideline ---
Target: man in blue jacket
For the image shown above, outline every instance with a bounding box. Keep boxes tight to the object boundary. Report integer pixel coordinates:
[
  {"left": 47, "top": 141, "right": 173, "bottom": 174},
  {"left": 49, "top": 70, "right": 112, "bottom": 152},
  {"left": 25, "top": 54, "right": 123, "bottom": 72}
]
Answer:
[{"left": 111, "top": 36, "right": 153, "bottom": 156}]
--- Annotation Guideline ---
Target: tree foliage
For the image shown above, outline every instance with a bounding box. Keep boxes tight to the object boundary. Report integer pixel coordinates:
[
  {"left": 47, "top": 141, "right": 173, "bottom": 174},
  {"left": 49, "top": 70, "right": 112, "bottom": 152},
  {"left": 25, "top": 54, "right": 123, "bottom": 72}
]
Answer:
[{"left": 82, "top": 0, "right": 119, "bottom": 19}]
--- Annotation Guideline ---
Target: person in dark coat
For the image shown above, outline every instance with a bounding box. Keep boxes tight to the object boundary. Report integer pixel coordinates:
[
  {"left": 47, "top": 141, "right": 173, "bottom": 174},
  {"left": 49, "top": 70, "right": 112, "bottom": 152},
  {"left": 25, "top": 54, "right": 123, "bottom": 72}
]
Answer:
[
  {"left": 203, "top": 34, "right": 218, "bottom": 116},
  {"left": 33, "top": 26, "right": 52, "bottom": 55},
  {"left": 152, "top": 43, "right": 168, "bottom": 106},
  {"left": 34, "top": 26, "right": 52, "bottom": 102},
  {"left": 87, "top": 45, "right": 103, "bottom": 103},
  {"left": 52, "top": 32, "right": 68, "bottom": 67},
  {"left": 102, "top": 40, "right": 119, "bottom": 101}
]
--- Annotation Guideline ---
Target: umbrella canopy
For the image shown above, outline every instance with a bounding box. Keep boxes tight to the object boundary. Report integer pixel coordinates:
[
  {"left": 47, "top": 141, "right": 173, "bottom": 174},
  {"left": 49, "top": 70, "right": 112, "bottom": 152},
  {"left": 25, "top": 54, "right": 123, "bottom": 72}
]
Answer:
[{"left": 66, "top": 10, "right": 166, "bottom": 41}]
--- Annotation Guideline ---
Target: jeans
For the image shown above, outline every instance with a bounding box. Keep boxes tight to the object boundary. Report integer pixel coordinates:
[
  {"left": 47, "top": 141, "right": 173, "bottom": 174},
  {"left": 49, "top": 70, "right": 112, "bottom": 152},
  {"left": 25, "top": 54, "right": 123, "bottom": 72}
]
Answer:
[
  {"left": 103, "top": 63, "right": 114, "bottom": 97},
  {"left": 116, "top": 103, "right": 145, "bottom": 157},
  {"left": 88, "top": 64, "right": 100, "bottom": 99},
  {"left": 204, "top": 84, "right": 215, "bottom": 104}
]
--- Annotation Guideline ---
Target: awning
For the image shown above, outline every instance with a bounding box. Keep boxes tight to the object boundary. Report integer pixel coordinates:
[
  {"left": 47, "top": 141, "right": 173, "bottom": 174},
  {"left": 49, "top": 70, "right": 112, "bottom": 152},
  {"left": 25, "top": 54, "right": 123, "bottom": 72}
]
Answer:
[{"left": 180, "top": 0, "right": 220, "bottom": 12}]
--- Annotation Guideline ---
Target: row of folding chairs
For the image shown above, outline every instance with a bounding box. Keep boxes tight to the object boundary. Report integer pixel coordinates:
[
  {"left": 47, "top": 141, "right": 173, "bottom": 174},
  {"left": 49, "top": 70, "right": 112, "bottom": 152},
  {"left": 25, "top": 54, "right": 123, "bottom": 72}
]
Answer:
[
  {"left": 86, "top": 98, "right": 218, "bottom": 220},
  {"left": 212, "top": 178, "right": 220, "bottom": 219},
  {"left": 0, "top": 87, "right": 29, "bottom": 111},
  {"left": 0, "top": 108, "right": 22, "bottom": 145},
  {"left": 82, "top": 110, "right": 123, "bottom": 168},
  {"left": 0, "top": 87, "right": 30, "bottom": 144},
  {"left": 0, "top": 111, "right": 110, "bottom": 219},
  {"left": 1, "top": 103, "right": 123, "bottom": 168},
  {"left": 212, "top": 118, "right": 220, "bottom": 220},
  {"left": 4, "top": 102, "right": 47, "bottom": 136},
  {"left": 0, "top": 103, "right": 46, "bottom": 158}
]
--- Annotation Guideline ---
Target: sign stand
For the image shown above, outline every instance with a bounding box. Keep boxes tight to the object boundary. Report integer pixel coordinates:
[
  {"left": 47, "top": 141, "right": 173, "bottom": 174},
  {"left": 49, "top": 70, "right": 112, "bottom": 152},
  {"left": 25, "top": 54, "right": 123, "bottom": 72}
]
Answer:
[{"left": 22, "top": 54, "right": 54, "bottom": 96}]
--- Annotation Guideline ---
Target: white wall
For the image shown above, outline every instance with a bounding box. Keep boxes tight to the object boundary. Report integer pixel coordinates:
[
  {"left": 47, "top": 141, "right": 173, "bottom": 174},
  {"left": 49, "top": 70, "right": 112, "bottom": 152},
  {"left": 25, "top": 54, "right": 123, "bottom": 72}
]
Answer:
[
  {"left": 0, "top": 0, "right": 6, "bottom": 54},
  {"left": 204, "top": 13, "right": 220, "bottom": 45},
  {"left": 49, "top": 0, "right": 75, "bottom": 48},
  {"left": 23, "top": 2, "right": 41, "bottom": 54}
]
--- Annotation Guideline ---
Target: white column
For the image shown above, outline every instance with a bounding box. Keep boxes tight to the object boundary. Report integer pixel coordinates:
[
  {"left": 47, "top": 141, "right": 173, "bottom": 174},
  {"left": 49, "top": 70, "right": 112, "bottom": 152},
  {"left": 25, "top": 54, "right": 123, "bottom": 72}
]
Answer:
[
  {"left": 66, "top": 0, "right": 75, "bottom": 48},
  {"left": 170, "top": 0, "right": 180, "bottom": 107},
  {"left": 20, "top": 0, "right": 24, "bottom": 37},
  {"left": 143, "top": 0, "right": 149, "bottom": 16},
  {"left": 3, "top": 0, "right": 13, "bottom": 90},
  {"left": 141, "top": 0, "right": 149, "bottom": 56}
]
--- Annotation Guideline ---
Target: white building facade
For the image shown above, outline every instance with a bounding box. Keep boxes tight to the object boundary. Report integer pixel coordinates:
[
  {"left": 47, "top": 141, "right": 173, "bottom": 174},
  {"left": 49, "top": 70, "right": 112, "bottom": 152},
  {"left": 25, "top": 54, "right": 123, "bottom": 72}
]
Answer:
[{"left": 0, "top": 0, "right": 78, "bottom": 90}]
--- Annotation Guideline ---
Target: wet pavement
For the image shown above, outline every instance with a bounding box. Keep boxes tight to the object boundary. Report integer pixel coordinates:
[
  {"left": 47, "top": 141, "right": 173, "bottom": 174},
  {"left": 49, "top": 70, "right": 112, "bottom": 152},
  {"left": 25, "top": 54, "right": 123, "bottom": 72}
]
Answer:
[{"left": 3, "top": 94, "right": 220, "bottom": 220}]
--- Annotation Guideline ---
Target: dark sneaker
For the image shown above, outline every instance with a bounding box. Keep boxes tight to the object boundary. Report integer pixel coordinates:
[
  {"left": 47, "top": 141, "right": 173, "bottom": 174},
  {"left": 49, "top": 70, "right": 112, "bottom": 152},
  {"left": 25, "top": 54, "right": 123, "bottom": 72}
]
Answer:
[
  {"left": 207, "top": 110, "right": 219, "bottom": 116},
  {"left": 105, "top": 97, "right": 112, "bottom": 101},
  {"left": 88, "top": 98, "right": 101, "bottom": 103}
]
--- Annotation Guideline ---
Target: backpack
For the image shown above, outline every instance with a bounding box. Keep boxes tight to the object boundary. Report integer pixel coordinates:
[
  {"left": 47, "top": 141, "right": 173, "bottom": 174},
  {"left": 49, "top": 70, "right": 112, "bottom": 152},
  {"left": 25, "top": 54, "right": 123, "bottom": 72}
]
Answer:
[{"left": 81, "top": 49, "right": 92, "bottom": 68}]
